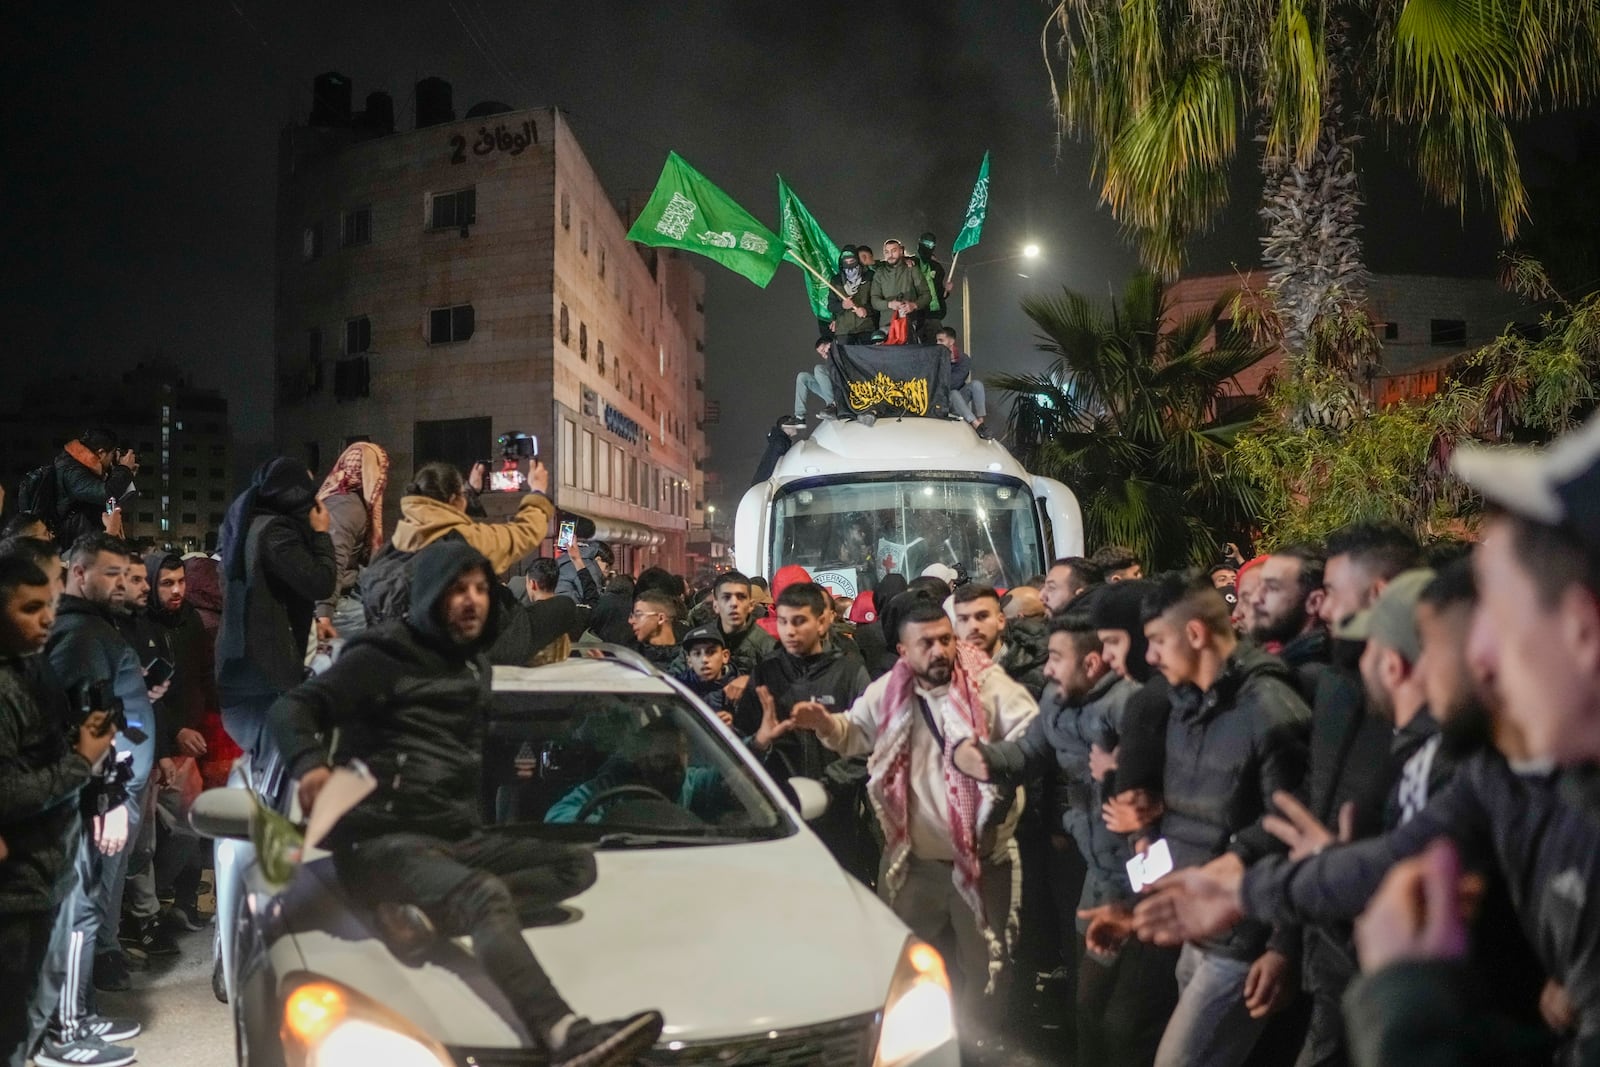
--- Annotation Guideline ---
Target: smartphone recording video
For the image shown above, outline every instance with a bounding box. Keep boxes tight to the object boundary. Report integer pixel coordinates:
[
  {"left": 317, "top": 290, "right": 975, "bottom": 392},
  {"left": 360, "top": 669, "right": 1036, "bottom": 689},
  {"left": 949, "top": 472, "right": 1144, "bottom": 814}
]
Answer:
[
  {"left": 489, "top": 431, "right": 538, "bottom": 492},
  {"left": 557, "top": 520, "right": 577, "bottom": 549}
]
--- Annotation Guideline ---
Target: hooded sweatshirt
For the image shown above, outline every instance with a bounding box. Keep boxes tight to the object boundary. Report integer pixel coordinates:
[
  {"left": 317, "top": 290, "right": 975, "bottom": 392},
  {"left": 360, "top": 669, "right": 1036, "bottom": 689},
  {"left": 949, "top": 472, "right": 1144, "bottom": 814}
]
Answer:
[
  {"left": 147, "top": 550, "right": 219, "bottom": 742},
  {"left": 50, "top": 440, "right": 135, "bottom": 551},
  {"left": 271, "top": 540, "right": 502, "bottom": 846},
  {"left": 215, "top": 458, "right": 337, "bottom": 702},
  {"left": 391, "top": 491, "right": 554, "bottom": 576}
]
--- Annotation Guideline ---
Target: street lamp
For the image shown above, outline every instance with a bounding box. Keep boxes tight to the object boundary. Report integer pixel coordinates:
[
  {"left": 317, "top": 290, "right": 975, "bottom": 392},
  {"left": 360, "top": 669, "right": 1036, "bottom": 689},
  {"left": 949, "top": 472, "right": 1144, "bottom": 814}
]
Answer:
[{"left": 957, "top": 243, "right": 1042, "bottom": 352}]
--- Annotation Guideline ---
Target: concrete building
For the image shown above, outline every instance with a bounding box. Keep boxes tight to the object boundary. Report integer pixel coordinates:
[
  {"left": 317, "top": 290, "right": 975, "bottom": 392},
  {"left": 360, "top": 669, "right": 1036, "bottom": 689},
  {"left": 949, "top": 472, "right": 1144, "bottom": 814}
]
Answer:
[
  {"left": 0, "top": 367, "right": 231, "bottom": 551},
  {"left": 273, "top": 74, "right": 709, "bottom": 574},
  {"left": 1165, "top": 271, "right": 1538, "bottom": 407}
]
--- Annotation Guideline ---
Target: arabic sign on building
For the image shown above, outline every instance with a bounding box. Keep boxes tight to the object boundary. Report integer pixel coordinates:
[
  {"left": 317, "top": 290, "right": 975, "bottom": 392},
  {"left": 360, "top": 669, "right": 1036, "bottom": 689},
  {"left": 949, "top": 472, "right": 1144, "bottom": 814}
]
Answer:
[{"left": 448, "top": 119, "right": 540, "bottom": 164}]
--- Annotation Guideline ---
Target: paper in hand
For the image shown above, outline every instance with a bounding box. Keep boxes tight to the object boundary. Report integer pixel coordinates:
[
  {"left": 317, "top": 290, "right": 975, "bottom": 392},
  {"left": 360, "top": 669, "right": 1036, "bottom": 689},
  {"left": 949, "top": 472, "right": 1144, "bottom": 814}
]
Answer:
[{"left": 302, "top": 764, "right": 377, "bottom": 849}]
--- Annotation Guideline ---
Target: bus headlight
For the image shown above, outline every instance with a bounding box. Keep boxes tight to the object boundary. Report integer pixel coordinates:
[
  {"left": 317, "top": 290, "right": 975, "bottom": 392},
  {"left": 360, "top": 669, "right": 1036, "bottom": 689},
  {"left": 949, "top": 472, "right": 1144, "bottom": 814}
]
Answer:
[
  {"left": 873, "top": 938, "right": 955, "bottom": 1066},
  {"left": 283, "top": 977, "right": 452, "bottom": 1067}
]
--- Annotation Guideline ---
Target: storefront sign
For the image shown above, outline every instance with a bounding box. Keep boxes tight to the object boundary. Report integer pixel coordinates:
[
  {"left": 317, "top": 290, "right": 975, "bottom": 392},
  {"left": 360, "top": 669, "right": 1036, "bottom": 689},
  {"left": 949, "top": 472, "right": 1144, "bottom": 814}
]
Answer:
[
  {"left": 448, "top": 119, "right": 540, "bottom": 164},
  {"left": 604, "top": 404, "right": 641, "bottom": 444}
]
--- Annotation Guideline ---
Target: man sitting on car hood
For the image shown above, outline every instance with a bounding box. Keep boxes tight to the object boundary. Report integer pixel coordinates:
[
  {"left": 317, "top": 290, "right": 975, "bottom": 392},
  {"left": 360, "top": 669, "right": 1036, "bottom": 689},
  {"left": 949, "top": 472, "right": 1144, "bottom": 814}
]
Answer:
[{"left": 269, "top": 539, "right": 663, "bottom": 1067}]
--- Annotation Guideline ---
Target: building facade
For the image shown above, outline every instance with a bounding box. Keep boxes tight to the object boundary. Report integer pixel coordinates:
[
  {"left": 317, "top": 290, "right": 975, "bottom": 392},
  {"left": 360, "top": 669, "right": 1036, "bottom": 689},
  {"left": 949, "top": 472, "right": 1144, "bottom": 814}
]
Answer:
[
  {"left": 274, "top": 77, "right": 708, "bottom": 574},
  {"left": 1165, "top": 271, "right": 1538, "bottom": 406},
  {"left": 0, "top": 368, "right": 231, "bottom": 552}
]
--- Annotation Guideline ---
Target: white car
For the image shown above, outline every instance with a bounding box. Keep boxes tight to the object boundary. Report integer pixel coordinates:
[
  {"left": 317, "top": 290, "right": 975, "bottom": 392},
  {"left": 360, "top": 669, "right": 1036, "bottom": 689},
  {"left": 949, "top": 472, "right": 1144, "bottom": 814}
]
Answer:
[{"left": 196, "top": 651, "right": 960, "bottom": 1066}]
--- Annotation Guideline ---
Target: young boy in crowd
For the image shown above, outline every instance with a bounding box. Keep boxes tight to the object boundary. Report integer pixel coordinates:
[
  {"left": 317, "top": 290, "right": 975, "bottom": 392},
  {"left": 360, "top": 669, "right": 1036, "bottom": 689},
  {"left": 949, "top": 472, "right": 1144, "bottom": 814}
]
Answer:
[{"left": 674, "top": 625, "right": 733, "bottom": 727}]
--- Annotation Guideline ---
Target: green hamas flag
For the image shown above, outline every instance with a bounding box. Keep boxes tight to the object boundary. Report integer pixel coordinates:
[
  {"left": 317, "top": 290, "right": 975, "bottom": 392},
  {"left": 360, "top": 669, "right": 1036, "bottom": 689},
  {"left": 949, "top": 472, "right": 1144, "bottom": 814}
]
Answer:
[
  {"left": 626, "top": 152, "right": 784, "bottom": 287},
  {"left": 951, "top": 151, "right": 990, "bottom": 254},
  {"left": 777, "top": 176, "right": 841, "bottom": 320}
]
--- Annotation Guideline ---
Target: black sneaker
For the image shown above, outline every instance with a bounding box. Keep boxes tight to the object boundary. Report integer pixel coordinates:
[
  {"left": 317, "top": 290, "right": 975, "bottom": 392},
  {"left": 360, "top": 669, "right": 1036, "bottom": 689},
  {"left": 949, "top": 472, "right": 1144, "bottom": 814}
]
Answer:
[
  {"left": 79, "top": 1014, "right": 142, "bottom": 1042},
  {"left": 93, "top": 951, "right": 131, "bottom": 992},
  {"left": 822, "top": 404, "right": 838, "bottom": 419},
  {"left": 35, "top": 1034, "right": 136, "bottom": 1067},
  {"left": 122, "top": 916, "right": 180, "bottom": 958},
  {"left": 975, "top": 423, "right": 993, "bottom": 440},
  {"left": 161, "top": 901, "right": 208, "bottom": 932},
  {"left": 550, "top": 1011, "right": 664, "bottom": 1067},
  {"left": 779, "top": 415, "right": 803, "bottom": 428}
]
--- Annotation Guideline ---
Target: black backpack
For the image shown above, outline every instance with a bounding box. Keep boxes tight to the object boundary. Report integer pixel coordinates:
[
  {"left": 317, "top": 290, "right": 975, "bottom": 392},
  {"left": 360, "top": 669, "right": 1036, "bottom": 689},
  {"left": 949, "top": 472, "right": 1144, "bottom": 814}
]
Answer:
[
  {"left": 358, "top": 531, "right": 465, "bottom": 626},
  {"left": 15, "top": 464, "right": 60, "bottom": 529}
]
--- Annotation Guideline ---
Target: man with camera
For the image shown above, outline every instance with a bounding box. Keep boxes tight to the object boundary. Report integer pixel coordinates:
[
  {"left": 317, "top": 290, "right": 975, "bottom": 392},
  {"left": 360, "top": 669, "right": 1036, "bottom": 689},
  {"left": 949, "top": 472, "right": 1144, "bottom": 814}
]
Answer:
[
  {"left": 37, "top": 533, "right": 157, "bottom": 1064},
  {"left": 0, "top": 552, "right": 119, "bottom": 1067},
  {"left": 48, "top": 431, "right": 138, "bottom": 551}
]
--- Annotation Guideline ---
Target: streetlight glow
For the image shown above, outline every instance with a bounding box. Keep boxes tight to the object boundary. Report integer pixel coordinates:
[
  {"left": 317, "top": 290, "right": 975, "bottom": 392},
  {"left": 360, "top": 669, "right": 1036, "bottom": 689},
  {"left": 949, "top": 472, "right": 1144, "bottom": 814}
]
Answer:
[{"left": 1022, "top": 243, "right": 1041, "bottom": 260}]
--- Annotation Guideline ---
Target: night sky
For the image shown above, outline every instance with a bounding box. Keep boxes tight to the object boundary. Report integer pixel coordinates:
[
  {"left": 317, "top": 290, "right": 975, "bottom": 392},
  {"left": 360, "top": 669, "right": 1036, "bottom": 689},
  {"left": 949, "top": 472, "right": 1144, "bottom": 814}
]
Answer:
[{"left": 2, "top": 1, "right": 1506, "bottom": 508}]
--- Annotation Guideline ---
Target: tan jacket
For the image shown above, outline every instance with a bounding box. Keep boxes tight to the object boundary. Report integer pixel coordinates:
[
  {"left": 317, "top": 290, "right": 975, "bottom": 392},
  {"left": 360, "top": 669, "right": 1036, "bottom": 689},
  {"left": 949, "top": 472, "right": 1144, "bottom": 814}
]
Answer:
[{"left": 391, "top": 492, "right": 553, "bottom": 575}]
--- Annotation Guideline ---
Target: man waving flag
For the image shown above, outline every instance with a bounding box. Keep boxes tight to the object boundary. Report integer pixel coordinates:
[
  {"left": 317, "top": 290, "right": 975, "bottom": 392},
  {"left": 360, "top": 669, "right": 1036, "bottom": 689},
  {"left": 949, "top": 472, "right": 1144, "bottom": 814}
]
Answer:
[
  {"left": 627, "top": 152, "right": 784, "bottom": 287},
  {"left": 777, "top": 176, "right": 841, "bottom": 320},
  {"left": 951, "top": 150, "right": 990, "bottom": 260}
]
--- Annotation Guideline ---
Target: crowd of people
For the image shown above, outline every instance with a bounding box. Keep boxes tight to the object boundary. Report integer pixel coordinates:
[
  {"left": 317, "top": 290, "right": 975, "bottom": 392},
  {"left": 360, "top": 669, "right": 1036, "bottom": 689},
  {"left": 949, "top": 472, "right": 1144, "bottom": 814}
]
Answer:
[{"left": 7, "top": 410, "right": 1600, "bottom": 1066}]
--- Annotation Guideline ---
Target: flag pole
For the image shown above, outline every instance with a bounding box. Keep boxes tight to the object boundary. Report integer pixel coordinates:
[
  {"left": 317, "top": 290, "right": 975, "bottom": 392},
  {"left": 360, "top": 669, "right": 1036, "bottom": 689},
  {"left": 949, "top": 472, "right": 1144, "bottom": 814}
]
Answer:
[
  {"left": 948, "top": 249, "right": 962, "bottom": 278},
  {"left": 784, "top": 250, "right": 849, "bottom": 301}
]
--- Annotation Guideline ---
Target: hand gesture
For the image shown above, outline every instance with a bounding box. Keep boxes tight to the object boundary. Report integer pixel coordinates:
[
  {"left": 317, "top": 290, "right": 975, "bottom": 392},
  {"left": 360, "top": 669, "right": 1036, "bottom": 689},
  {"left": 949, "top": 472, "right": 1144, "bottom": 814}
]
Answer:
[
  {"left": 752, "top": 686, "right": 795, "bottom": 751},
  {"left": 1103, "top": 788, "right": 1162, "bottom": 834},
  {"left": 308, "top": 500, "right": 332, "bottom": 534},
  {"left": 788, "top": 699, "right": 834, "bottom": 735},
  {"left": 175, "top": 727, "right": 208, "bottom": 758},
  {"left": 952, "top": 738, "right": 989, "bottom": 781},
  {"left": 1354, "top": 838, "right": 1468, "bottom": 973},
  {"left": 95, "top": 804, "right": 130, "bottom": 855},
  {"left": 528, "top": 460, "right": 550, "bottom": 495},
  {"left": 102, "top": 507, "right": 124, "bottom": 537},
  {"left": 722, "top": 675, "right": 751, "bottom": 705},
  {"left": 468, "top": 461, "right": 487, "bottom": 493},
  {"left": 147, "top": 679, "right": 171, "bottom": 703},
  {"left": 1133, "top": 853, "right": 1246, "bottom": 946},
  {"left": 74, "top": 711, "right": 116, "bottom": 765},
  {"left": 316, "top": 617, "right": 339, "bottom": 643},
  {"left": 297, "top": 766, "right": 333, "bottom": 818},
  {"left": 1088, "top": 743, "right": 1118, "bottom": 783},
  {"left": 1244, "top": 949, "right": 1294, "bottom": 1019},
  {"left": 1263, "top": 791, "right": 1352, "bottom": 861},
  {"left": 117, "top": 449, "right": 139, "bottom": 471},
  {"left": 1079, "top": 903, "right": 1135, "bottom": 959}
]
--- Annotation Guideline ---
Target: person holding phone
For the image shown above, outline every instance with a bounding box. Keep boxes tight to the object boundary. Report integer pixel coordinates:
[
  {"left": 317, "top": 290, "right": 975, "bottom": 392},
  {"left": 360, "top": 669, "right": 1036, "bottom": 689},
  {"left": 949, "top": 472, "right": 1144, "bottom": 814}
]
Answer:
[{"left": 390, "top": 461, "right": 552, "bottom": 577}]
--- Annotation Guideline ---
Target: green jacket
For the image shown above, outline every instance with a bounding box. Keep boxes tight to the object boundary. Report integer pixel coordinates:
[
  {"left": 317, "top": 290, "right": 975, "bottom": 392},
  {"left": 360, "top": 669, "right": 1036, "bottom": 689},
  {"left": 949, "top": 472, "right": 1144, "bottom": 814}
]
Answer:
[
  {"left": 828, "top": 270, "right": 876, "bottom": 336},
  {"left": 916, "top": 255, "right": 947, "bottom": 316},
  {"left": 869, "top": 259, "right": 930, "bottom": 318}
]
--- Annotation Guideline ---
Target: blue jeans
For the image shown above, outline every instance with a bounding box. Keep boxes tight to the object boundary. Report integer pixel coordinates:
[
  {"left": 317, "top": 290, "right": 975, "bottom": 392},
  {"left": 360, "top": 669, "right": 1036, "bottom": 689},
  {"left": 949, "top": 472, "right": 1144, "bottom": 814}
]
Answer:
[
  {"left": 950, "top": 380, "right": 987, "bottom": 423},
  {"left": 1153, "top": 943, "right": 1268, "bottom": 1067},
  {"left": 794, "top": 364, "right": 833, "bottom": 419}
]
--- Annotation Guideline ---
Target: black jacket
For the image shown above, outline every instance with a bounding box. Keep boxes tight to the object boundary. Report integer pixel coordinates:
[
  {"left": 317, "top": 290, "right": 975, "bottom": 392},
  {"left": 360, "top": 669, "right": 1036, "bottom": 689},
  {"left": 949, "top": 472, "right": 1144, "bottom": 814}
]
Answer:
[
  {"left": 722, "top": 619, "right": 776, "bottom": 678},
  {"left": 995, "top": 619, "right": 1049, "bottom": 700},
  {"left": 1161, "top": 645, "right": 1311, "bottom": 960},
  {"left": 146, "top": 564, "right": 218, "bottom": 745},
  {"left": 51, "top": 446, "right": 134, "bottom": 551},
  {"left": 271, "top": 541, "right": 501, "bottom": 846},
  {"left": 734, "top": 645, "right": 870, "bottom": 779},
  {"left": 216, "top": 463, "right": 337, "bottom": 702},
  {"left": 1278, "top": 628, "right": 1332, "bottom": 705},
  {"left": 47, "top": 595, "right": 157, "bottom": 750},
  {"left": 115, "top": 609, "right": 173, "bottom": 757},
  {"left": 1245, "top": 752, "right": 1600, "bottom": 1037},
  {"left": 0, "top": 655, "right": 92, "bottom": 913}
]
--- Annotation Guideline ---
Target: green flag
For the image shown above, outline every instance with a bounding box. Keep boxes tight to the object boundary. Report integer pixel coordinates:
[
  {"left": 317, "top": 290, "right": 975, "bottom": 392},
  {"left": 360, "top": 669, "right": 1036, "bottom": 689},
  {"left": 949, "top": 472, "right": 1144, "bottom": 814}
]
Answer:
[
  {"left": 951, "top": 151, "right": 990, "bottom": 254},
  {"left": 626, "top": 152, "right": 784, "bottom": 287},
  {"left": 777, "top": 176, "right": 841, "bottom": 320}
]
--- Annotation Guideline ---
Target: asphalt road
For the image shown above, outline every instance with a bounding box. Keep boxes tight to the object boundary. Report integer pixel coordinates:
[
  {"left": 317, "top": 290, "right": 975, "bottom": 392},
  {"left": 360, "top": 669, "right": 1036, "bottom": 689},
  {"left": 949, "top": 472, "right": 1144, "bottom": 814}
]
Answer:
[{"left": 88, "top": 926, "right": 234, "bottom": 1067}]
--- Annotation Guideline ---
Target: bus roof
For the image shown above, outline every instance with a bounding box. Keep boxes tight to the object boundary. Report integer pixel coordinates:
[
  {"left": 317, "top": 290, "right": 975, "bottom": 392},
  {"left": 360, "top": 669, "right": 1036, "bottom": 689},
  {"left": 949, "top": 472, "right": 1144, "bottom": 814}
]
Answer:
[{"left": 768, "top": 418, "right": 1032, "bottom": 486}]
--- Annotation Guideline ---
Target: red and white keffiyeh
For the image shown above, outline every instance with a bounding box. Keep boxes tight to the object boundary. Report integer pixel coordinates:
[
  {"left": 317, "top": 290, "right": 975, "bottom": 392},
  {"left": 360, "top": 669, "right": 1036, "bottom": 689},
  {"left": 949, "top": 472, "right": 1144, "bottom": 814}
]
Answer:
[{"left": 867, "top": 641, "right": 1007, "bottom": 989}]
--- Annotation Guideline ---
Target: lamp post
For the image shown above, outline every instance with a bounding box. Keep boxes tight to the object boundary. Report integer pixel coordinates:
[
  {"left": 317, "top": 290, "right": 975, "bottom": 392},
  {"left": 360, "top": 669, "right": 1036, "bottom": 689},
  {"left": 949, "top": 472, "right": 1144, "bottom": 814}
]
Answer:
[{"left": 959, "top": 243, "right": 1041, "bottom": 352}]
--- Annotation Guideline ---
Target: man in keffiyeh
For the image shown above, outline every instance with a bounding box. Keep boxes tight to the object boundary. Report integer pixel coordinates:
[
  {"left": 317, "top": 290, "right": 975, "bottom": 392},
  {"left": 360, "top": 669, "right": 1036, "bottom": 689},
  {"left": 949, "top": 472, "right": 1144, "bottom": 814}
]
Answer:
[
  {"left": 314, "top": 442, "right": 389, "bottom": 641},
  {"left": 777, "top": 595, "right": 1038, "bottom": 1038}
]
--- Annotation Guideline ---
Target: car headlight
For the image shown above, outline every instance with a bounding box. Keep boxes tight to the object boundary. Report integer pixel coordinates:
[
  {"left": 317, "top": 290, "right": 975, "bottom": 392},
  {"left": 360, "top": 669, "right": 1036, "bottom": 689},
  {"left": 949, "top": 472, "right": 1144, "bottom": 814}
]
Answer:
[
  {"left": 873, "top": 938, "right": 955, "bottom": 1067},
  {"left": 283, "top": 977, "right": 452, "bottom": 1067}
]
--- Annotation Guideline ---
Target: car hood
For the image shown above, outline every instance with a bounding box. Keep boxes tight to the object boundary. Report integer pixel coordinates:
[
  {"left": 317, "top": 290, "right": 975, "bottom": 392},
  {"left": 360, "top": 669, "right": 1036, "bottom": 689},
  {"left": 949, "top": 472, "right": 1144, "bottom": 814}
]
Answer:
[{"left": 279, "top": 831, "right": 908, "bottom": 1047}]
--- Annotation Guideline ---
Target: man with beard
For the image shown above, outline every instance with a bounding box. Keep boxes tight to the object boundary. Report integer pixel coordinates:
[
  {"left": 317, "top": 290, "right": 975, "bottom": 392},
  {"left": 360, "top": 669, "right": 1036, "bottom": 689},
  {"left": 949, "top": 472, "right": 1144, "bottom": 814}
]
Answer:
[
  {"left": 767, "top": 597, "right": 1037, "bottom": 1052},
  {"left": 827, "top": 248, "right": 876, "bottom": 344},
  {"left": 1248, "top": 545, "right": 1329, "bottom": 701},
  {"left": 274, "top": 541, "right": 663, "bottom": 1067},
  {"left": 1042, "top": 558, "right": 1102, "bottom": 618},
  {"left": 868, "top": 239, "right": 930, "bottom": 344}
]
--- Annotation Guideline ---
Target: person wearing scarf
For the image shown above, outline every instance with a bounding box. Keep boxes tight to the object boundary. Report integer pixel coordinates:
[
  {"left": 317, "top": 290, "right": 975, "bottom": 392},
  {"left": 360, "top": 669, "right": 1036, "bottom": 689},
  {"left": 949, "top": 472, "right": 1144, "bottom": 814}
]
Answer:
[
  {"left": 314, "top": 442, "right": 390, "bottom": 642},
  {"left": 214, "top": 457, "right": 335, "bottom": 762},
  {"left": 827, "top": 248, "right": 877, "bottom": 344},
  {"left": 776, "top": 595, "right": 1038, "bottom": 1039}
]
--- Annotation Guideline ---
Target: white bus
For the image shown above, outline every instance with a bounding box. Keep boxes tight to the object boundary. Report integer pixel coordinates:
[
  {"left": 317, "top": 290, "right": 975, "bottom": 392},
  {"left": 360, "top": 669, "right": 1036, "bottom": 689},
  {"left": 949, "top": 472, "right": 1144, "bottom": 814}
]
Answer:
[{"left": 735, "top": 418, "right": 1083, "bottom": 596}]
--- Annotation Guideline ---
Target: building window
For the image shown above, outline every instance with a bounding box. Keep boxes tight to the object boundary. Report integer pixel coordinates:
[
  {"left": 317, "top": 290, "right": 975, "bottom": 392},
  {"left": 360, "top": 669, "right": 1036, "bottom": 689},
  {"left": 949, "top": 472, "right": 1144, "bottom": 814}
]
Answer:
[
  {"left": 413, "top": 416, "right": 491, "bottom": 479},
  {"left": 559, "top": 304, "right": 570, "bottom": 344},
  {"left": 138, "top": 512, "right": 154, "bottom": 524},
  {"left": 428, "top": 304, "right": 475, "bottom": 345},
  {"left": 579, "top": 322, "right": 588, "bottom": 361},
  {"left": 598, "top": 245, "right": 606, "bottom": 279},
  {"left": 580, "top": 220, "right": 589, "bottom": 255},
  {"left": 302, "top": 223, "right": 323, "bottom": 260},
  {"left": 430, "top": 187, "right": 477, "bottom": 230},
  {"left": 342, "top": 207, "right": 372, "bottom": 248},
  {"left": 560, "top": 192, "right": 571, "bottom": 230},
  {"left": 208, "top": 489, "right": 224, "bottom": 502},
  {"left": 1382, "top": 322, "right": 1399, "bottom": 341},
  {"left": 345, "top": 316, "right": 371, "bottom": 354},
  {"left": 1430, "top": 319, "right": 1467, "bottom": 346},
  {"left": 597, "top": 340, "right": 606, "bottom": 375},
  {"left": 581, "top": 430, "right": 594, "bottom": 491},
  {"left": 562, "top": 419, "right": 578, "bottom": 487}
]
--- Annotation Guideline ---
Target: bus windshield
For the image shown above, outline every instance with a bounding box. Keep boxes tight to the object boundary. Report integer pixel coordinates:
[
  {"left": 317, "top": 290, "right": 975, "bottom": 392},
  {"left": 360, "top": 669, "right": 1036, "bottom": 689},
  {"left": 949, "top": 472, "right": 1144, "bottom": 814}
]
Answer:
[{"left": 770, "top": 476, "right": 1043, "bottom": 595}]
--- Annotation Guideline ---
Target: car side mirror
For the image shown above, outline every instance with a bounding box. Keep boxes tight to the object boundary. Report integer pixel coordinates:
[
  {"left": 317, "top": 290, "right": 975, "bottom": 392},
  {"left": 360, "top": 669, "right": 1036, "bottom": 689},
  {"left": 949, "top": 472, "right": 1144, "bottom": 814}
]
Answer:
[
  {"left": 787, "top": 776, "right": 830, "bottom": 822},
  {"left": 189, "top": 788, "right": 257, "bottom": 840}
]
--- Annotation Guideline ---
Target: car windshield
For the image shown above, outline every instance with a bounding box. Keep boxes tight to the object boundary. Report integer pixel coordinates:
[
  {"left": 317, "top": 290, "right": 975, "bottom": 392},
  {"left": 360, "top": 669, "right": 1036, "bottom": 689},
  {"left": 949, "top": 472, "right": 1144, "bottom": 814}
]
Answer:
[
  {"left": 483, "top": 689, "right": 791, "bottom": 846},
  {"left": 771, "top": 475, "right": 1043, "bottom": 594}
]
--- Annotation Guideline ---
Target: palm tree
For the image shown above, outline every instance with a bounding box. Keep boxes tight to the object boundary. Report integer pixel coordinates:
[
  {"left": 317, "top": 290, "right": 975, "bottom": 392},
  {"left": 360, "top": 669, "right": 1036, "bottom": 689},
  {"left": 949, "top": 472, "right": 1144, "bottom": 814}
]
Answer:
[
  {"left": 1043, "top": 0, "right": 1600, "bottom": 357},
  {"left": 995, "top": 273, "right": 1272, "bottom": 569}
]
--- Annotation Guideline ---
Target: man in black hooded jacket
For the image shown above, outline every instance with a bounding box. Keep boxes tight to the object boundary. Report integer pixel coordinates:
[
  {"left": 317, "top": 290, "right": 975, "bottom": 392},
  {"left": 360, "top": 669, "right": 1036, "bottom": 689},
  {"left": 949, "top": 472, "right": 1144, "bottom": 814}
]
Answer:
[
  {"left": 270, "top": 540, "right": 663, "bottom": 1067},
  {"left": 215, "top": 458, "right": 336, "bottom": 765}
]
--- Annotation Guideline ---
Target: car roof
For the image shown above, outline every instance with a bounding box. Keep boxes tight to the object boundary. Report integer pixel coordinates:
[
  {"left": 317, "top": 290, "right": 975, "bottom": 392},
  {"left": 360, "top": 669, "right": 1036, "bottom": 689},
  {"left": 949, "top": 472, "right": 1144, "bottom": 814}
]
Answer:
[{"left": 492, "top": 657, "right": 679, "bottom": 695}]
